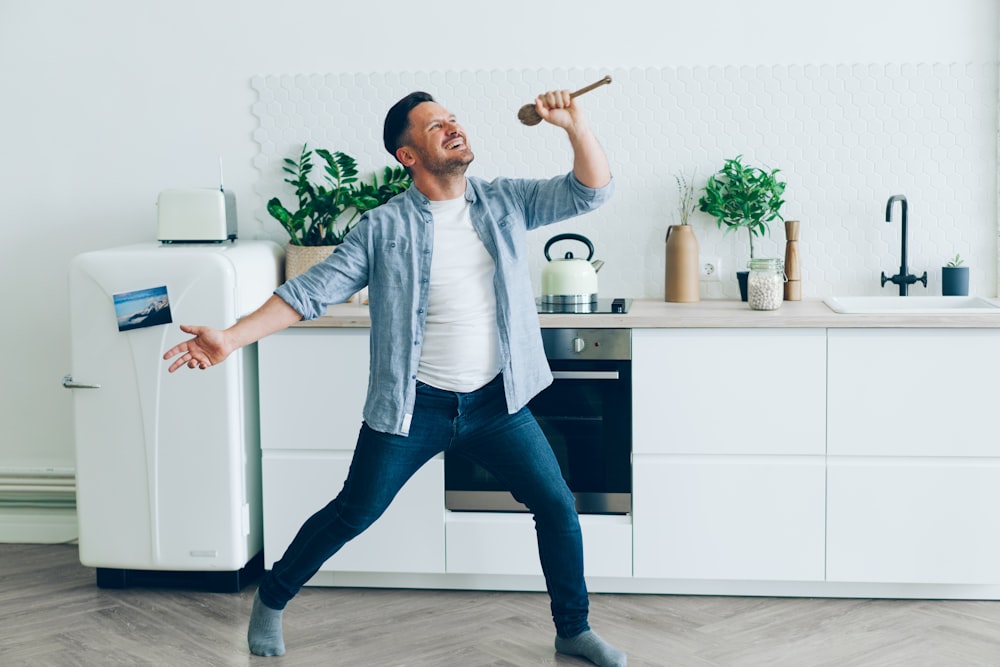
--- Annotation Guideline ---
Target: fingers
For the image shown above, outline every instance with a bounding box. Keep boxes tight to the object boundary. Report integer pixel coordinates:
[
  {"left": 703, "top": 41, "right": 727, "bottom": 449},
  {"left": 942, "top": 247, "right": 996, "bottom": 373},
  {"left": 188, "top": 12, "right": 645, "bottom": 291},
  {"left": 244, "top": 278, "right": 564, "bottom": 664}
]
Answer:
[
  {"left": 163, "top": 341, "right": 187, "bottom": 361},
  {"left": 163, "top": 324, "right": 213, "bottom": 372},
  {"left": 534, "top": 90, "right": 577, "bottom": 129},
  {"left": 167, "top": 350, "right": 211, "bottom": 373},
  {"left": 536, "top": 89, "right": 572, "bottom": 110}
]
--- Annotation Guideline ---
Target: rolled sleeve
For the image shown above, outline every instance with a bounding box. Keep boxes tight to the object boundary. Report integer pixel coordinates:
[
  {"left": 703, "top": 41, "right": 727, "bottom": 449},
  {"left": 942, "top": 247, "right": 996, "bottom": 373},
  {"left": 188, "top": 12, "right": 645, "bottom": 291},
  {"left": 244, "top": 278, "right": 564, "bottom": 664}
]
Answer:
[{"left": 273, "top": 226, "right": 371, "bottom": 320}]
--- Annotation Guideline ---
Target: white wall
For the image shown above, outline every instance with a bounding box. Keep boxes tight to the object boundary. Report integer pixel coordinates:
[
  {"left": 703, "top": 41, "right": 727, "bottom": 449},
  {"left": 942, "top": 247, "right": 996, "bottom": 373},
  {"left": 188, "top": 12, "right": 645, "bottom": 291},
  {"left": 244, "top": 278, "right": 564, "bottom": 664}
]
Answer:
[{"left": 0, "top": 0, "right": 997, "bottom": 531}]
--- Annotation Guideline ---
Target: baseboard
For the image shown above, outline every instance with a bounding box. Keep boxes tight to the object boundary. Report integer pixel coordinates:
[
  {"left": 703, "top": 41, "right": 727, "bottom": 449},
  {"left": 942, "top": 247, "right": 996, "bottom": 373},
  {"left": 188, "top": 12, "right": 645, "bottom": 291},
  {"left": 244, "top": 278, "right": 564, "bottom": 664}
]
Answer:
[{"left": 0, "top": 507, "right": 78, "bottom": 544}]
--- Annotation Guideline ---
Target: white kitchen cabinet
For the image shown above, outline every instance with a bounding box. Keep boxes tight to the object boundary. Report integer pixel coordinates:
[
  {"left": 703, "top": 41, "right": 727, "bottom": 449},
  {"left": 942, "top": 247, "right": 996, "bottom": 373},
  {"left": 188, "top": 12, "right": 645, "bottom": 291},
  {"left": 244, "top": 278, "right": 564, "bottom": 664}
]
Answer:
[
  {"left": 633, "top": 456, "right": 825, "bottom": 580},
  {"left": 259, "top": 328, "right": 445, "bottom": 575},
  {"left": 632, "top": 329, "right": 827, "bottom": 456},
  {"left": 827, "top": 458, "right": 1000, "bottom": 584},
  {"left": 255, "top": 316, "right": 1000, "bottom": 594},
  {"left": 631, "top": 329, "right": 827, "bottom": 581},
  {"left": 258, "top": 328, "right": 369, "bottom": 450},
  {"left": 826, "top": 328, "right": 1000, "bottom": 584},
  {"left": 828, "top": 329, "right": 1000, "bottom": 457},
  {"left": 262, "top": 451, "right": 445, "bottom": 574},
  {"left": 445, "top": 512, "right": 632, "bottom": 577}
]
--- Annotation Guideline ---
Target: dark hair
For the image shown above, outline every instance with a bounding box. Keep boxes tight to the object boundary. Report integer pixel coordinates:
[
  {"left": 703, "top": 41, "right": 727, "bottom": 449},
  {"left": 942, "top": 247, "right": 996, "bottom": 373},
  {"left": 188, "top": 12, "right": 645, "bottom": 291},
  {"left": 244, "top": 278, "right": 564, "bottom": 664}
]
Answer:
[{"left": 383, "top": 91, "right": 435, "bottom": 158}]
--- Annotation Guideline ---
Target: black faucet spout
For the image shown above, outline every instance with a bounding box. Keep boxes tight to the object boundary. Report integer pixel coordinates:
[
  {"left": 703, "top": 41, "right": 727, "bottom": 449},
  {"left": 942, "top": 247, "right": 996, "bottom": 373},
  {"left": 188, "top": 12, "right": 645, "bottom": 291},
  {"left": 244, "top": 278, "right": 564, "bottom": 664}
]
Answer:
[{"left": 882, "top": 194, "right": 926, "bottom": 296}]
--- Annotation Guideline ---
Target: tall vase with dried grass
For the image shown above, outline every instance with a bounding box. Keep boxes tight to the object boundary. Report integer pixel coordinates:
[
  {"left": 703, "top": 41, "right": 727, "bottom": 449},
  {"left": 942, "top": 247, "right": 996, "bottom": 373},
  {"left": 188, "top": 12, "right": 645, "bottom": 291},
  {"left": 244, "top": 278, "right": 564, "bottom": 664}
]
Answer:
[
  {"left": 266, "top": 144, "right": 411, "bottom": 285},
  {"left": 664, "top": 171, "right": 700, "bottom": 302}
]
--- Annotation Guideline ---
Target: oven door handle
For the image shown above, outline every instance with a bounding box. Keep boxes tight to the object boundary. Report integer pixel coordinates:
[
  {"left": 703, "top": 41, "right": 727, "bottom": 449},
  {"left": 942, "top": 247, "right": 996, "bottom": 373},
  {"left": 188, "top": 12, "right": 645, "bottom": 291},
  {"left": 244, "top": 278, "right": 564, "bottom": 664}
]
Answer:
[{"left": 550, "top": 370, "right": 620, "bottom": 380}]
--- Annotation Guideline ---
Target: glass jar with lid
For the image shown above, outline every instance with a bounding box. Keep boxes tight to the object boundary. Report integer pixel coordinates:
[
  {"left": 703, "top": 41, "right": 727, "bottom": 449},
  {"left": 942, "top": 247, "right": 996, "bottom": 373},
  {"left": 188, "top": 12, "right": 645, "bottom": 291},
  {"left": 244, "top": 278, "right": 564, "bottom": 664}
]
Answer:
[{"left": 747, "top": 257, "right": 786, "bottom": 310}]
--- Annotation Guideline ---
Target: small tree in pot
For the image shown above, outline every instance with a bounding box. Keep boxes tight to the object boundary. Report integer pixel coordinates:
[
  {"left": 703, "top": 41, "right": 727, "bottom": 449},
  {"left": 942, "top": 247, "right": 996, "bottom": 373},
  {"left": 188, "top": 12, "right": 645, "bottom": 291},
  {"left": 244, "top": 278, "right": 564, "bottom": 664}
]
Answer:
[
  {"left": 698, "top": 155, "right": 786, "bottom": 299},
  {"left": 267, "top": 143, "right": 411, "bottom": 280}
]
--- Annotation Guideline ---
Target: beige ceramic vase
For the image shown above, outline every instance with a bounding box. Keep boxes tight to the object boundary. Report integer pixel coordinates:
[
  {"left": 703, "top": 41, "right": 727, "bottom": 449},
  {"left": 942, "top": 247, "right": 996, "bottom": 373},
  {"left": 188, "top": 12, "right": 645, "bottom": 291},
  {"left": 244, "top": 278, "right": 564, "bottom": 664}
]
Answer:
[{"left": 664, "top": 224, "right": 700, "bottom": 302}]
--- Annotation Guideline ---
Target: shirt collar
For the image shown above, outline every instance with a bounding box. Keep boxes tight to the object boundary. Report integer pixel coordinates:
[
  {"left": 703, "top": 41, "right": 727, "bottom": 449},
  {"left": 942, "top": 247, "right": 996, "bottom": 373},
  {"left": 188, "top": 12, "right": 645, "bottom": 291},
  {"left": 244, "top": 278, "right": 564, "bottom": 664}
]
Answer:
[{"left": 405, "top": 178, "right": 478, "bottom": 206}]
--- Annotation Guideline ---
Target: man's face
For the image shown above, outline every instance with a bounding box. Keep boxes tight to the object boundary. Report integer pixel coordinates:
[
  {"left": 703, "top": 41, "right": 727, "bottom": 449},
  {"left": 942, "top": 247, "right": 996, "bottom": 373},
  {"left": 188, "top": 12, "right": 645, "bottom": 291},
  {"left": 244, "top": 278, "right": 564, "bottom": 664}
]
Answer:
[{"left": 400, "top": 101, "right": 474, "bottom": 177}]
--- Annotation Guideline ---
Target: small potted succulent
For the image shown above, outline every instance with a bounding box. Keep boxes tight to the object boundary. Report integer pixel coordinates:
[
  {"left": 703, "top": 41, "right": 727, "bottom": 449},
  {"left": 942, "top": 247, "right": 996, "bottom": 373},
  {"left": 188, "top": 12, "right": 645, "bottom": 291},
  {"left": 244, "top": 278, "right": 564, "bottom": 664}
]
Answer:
[
  {"left": 267, "top": 143, "right": 411, "bottom": 280},
  {"left": 941, "top": 254, "right": 969, "bottom": 296},
  {"left": 698, "top": 155, "right": 786, "bottom": 301}
]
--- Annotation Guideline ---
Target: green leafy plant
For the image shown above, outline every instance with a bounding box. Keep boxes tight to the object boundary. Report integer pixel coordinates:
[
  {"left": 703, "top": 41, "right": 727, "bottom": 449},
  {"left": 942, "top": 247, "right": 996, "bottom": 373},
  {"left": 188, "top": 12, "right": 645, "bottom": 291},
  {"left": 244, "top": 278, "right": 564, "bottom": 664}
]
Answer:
[
  {"left": 946, "top": 254, "right": 964, "bottom": 268},
  {"left": 267, "top": 144, "right": 411, "bottom": 246},
  {"left": 674, "top": 170, "right": 697, "bottom": 225},
  {"left": 698, "top": 155, "right": 786, "bottom": 260}
]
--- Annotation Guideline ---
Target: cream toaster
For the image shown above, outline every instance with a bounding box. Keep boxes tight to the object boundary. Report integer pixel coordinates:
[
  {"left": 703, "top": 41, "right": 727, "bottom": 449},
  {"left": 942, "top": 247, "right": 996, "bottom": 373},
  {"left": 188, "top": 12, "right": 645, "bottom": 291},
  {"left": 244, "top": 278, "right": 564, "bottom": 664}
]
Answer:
[{"left": 157, "top": 188, "right": 237, "bottom": 243}]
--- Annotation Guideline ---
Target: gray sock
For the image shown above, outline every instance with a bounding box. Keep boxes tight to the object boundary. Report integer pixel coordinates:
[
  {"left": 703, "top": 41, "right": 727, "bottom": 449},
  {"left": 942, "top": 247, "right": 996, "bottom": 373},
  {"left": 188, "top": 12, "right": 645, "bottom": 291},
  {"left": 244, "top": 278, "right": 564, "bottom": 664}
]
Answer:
[
  {"left": 247, "top": 590, "right": 285, "bottom": 657},
  {"left": 555, "top": 629, "right": 627, "bottom": 667}
]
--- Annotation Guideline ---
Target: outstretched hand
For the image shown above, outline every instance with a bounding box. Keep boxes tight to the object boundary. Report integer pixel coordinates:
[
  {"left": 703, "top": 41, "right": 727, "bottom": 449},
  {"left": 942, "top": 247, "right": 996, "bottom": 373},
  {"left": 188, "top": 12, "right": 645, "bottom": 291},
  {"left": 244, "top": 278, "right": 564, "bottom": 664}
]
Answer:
[{"left": 163, "top": 324, "right": 231, "bottom": 372}]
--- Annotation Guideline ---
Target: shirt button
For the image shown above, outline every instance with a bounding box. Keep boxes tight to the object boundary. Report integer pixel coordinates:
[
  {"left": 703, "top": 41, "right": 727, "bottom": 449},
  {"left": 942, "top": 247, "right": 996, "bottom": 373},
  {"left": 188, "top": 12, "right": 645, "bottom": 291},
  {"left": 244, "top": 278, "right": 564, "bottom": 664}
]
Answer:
[{"left": 413, "top": 341, "right": 419, "bottom": 346}]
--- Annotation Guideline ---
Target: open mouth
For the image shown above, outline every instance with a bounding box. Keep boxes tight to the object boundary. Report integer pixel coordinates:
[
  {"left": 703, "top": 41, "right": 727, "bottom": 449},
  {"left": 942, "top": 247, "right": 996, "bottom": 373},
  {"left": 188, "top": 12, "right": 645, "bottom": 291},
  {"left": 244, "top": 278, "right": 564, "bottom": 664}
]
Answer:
[{"left": 444, "top": 138, "right": 465, "bottom": 150}]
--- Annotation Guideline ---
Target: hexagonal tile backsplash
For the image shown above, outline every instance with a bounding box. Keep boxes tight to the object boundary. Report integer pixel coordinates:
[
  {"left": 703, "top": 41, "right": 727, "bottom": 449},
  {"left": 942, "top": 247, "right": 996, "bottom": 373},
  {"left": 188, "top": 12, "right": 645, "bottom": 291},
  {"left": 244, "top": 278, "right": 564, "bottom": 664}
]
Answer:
[{"left": 250, "top": 64, "right": 998, "bottom": 299}]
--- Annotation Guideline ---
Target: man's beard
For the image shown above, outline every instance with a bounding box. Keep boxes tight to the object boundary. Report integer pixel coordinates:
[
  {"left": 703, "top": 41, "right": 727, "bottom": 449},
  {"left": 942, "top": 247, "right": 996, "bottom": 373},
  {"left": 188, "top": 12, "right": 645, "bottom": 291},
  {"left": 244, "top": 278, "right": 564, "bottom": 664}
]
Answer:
[{"left": 418, "top": 146, "right": 475, "bottom": 178}]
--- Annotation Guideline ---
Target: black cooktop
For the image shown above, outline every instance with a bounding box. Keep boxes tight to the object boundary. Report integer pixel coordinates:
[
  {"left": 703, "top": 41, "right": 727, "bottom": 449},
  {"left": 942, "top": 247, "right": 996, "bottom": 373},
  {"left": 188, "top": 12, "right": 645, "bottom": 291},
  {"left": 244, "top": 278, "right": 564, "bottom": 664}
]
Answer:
[{"left": 536, "top": 298, "right": 632, "bottom": 314}]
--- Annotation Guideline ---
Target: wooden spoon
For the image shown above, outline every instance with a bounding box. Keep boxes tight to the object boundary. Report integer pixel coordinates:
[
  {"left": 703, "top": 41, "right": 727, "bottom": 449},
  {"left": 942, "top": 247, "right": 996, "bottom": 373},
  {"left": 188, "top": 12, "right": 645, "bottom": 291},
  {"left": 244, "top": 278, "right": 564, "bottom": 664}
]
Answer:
[{"left": 517, "top": 75, "right": 613, "bottom": 126}]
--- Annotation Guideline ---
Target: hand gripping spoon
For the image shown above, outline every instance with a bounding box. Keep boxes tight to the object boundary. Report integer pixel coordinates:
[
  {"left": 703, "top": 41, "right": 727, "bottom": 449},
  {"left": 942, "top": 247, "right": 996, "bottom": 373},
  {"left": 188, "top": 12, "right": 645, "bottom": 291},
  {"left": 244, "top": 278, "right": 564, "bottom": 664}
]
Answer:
[{"left": 516, "top": 75, "right": 613, "bottom": 126}]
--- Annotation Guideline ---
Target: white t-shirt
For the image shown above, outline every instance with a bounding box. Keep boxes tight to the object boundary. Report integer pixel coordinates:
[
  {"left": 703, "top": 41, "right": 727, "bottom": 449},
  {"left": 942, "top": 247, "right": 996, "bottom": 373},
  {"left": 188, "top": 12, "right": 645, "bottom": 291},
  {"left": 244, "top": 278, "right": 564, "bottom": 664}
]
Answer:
[{"left": 416, "top": 196, "right": 501, "bottom": 392}]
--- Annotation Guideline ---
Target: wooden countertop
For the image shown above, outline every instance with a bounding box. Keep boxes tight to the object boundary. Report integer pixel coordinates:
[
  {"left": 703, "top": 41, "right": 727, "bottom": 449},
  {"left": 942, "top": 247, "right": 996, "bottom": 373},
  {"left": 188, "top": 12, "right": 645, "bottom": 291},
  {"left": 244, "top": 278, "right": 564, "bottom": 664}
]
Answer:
[{"left": 294, "top": 298, "right": 1000, "bottom": 329}]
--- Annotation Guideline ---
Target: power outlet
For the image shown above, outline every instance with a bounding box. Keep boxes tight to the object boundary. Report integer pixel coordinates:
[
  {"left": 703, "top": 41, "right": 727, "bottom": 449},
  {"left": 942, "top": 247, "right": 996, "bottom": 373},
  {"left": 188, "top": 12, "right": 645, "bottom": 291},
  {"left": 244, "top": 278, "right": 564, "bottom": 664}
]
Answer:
[{"left": 700, "top": 257, "right": 722, "bottom": 281}]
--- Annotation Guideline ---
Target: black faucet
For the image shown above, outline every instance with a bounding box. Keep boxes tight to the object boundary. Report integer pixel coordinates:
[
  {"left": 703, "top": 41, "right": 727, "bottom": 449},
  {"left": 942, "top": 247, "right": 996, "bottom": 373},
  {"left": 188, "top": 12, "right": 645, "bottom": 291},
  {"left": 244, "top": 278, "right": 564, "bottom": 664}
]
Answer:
[{"left": 880, "top": 194, "right": 927, "bottom": 296}]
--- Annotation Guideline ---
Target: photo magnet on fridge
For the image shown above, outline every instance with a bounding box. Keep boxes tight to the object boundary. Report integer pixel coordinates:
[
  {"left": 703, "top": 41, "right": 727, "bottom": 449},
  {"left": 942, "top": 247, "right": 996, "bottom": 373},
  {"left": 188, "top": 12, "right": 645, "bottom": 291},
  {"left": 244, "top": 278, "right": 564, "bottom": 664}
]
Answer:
[{"left": 113, "top": 286, "right": 173, "bottom": 332}]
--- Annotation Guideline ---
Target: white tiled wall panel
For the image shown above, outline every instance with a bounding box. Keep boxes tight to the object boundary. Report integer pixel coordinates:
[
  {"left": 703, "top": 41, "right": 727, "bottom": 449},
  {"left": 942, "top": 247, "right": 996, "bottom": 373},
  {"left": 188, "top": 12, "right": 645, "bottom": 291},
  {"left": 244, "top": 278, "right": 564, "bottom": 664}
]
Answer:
[{"left": 251, "top": 65, "right": 998, "bottom": 299}]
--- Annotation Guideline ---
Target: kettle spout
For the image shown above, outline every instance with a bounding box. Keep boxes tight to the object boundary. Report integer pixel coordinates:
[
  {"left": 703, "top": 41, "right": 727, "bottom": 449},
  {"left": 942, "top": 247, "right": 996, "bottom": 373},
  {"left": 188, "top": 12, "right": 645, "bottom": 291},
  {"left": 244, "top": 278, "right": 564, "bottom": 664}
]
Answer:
[{"left": 591, "top": 260, "right": 605, "bottom": 273}]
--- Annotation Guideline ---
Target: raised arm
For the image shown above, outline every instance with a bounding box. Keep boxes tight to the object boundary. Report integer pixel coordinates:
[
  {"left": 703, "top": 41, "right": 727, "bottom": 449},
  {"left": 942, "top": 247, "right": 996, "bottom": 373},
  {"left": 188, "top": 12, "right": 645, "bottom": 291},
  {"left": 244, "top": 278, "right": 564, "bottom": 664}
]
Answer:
[
  {"left": 532, "top": 90, "right": 611, "bottom": 189},
  {"left": 163, "top": 294, "right": 302, "bottom": 372}
]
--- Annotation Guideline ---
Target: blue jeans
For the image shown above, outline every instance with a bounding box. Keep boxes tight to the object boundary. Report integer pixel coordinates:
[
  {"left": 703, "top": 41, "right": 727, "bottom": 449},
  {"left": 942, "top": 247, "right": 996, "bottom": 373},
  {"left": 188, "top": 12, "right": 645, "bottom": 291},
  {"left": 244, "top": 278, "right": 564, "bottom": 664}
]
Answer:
[{"left": 257, "top": 374, "right": 590, "bottom": 638}]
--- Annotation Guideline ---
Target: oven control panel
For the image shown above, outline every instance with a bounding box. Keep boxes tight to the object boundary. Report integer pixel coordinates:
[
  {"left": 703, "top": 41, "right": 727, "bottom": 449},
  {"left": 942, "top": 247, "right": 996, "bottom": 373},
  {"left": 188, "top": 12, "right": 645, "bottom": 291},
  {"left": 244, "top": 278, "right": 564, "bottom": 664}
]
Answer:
[{"left": 540, "top": 328, "right": 631, "bottom": 361}]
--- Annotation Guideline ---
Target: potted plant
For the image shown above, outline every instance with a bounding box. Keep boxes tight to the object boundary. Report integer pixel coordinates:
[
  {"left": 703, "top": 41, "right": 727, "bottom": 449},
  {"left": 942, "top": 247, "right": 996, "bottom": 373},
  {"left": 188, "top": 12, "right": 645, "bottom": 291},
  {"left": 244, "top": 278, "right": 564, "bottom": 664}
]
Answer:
[
  {"left": 941, "top": 253, "right": 969, "bottom": 296},
  {"left": 267, "top": 143, "right": 411, "bottom": 280},
  {"left": 698, "top": 155, "right": 786, "bottom": 301},
  {"left": 664, "top": 170, "right": 700, "bottom": 303}
]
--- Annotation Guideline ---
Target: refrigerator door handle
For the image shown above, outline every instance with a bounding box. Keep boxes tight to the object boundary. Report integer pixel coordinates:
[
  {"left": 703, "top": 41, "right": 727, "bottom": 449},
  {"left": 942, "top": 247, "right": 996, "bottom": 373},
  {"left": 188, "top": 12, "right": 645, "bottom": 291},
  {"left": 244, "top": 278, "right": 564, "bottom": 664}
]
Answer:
[{"left": 62, "top": 374, "right": 101, "bottom": 389}]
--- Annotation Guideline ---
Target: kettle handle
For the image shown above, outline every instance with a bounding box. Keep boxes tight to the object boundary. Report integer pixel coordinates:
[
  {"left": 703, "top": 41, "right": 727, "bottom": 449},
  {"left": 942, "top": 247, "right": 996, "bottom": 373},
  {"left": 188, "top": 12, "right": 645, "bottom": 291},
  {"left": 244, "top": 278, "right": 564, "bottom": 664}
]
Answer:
[{"left": 544, "top": 233, "right": 594, "bottom": 261}]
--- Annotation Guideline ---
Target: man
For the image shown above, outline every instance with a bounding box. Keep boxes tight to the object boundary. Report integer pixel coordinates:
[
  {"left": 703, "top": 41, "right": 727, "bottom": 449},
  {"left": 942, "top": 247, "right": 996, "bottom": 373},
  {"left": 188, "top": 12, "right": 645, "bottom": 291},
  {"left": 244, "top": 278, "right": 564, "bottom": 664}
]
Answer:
[{"left": 163, "top": 88, "right": 625, "bottom": 667}]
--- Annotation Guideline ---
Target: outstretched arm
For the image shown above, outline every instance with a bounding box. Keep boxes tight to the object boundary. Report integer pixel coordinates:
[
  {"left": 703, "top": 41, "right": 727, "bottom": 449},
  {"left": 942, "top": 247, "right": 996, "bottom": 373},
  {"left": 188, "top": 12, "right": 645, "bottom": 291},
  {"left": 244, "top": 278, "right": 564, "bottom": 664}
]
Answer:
[
  {"left": 163, "top": 294, "right": 302, "bottom": 372},
  {"left": 533, "top": 90, "right": 611, "bottom": 189}
]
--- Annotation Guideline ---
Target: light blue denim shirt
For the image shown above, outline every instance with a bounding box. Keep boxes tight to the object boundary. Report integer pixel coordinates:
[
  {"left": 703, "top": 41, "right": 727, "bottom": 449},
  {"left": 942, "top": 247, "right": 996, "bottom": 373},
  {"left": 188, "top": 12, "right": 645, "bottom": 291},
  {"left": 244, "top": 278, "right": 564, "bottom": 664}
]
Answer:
[{"left": 275, "top": 171, "right": 613, "bottom": 436}]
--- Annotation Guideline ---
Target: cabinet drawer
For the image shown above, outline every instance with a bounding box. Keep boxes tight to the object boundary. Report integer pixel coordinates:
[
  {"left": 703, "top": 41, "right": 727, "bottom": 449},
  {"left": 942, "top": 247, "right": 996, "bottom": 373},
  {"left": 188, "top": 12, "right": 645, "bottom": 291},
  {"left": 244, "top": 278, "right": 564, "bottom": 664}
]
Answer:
[
  {"left": 828, "top": 329, "right": 1000, "bottom": 457},
  {"left": 262, "top": 452, "right": 445, "bottom": 574},
  {"left": 827, "top": 458, "right": 1000, "bottom": 584},
  {"left": 633, "top": 455, "right": 826, "bottom": 581},
  {"left": 259, "top": 329, "right": 369, "bottom": 450},
  {"left": 633, "top": 329, "right": 826, "bottom": 456},
  {"left": 445, "top": 513, "right": 632, "bottom": 577}
]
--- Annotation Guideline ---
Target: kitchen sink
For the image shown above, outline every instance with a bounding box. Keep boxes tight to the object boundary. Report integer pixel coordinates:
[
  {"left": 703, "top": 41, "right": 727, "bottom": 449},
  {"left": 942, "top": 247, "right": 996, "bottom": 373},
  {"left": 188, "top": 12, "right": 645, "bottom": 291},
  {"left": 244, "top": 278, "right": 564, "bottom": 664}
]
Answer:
[{"left": 824, "top": 295, "right": 1000, "bottom": 314}]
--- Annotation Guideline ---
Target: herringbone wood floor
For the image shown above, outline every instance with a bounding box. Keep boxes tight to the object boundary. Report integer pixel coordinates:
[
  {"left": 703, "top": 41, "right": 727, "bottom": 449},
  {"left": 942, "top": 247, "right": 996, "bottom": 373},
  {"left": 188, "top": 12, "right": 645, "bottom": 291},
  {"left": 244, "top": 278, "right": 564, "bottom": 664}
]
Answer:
[{"left": 3, "top": 543, "right": 1000, "bottom": 666}]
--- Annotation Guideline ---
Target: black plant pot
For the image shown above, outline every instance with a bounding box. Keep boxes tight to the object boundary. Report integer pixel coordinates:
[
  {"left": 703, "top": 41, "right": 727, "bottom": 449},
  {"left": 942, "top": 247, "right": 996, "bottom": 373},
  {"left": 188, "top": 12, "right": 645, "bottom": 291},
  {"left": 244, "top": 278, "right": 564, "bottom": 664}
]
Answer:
[
  {"left": 736, "top": 270, "right": 749, "bottom": 302},
  {"left": 941, "top": 266, "right": 969, "bottom": 296}
]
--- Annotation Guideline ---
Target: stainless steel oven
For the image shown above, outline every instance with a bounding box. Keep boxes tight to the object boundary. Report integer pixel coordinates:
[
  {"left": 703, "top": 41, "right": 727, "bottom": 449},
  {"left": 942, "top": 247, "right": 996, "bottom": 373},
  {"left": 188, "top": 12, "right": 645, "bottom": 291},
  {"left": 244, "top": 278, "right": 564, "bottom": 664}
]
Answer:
[{"left": 445, "top": 328, "right": 631, "bottom": 515}]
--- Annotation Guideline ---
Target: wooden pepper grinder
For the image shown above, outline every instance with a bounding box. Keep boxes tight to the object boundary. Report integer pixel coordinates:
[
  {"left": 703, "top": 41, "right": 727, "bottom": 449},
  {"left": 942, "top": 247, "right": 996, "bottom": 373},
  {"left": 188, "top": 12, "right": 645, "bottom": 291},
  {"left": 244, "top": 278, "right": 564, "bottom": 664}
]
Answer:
[{"left": 784, "top": 219, "right": 801, "bottom": 301}]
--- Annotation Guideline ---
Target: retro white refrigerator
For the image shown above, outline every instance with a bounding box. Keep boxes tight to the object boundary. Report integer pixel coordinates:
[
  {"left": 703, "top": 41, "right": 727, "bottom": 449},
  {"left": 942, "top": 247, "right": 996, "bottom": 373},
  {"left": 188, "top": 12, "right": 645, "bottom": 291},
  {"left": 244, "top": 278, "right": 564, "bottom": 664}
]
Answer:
[{"left": 65, "top": 240, "right": 283, "bottom": 590}]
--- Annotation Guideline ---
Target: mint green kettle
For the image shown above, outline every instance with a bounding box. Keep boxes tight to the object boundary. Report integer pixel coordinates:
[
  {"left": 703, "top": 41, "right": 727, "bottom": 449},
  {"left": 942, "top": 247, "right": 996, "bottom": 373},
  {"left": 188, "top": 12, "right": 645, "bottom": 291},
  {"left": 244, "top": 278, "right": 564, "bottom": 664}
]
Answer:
[{"left": 540, "top": 233, "right": 604, "bottom": 304}]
